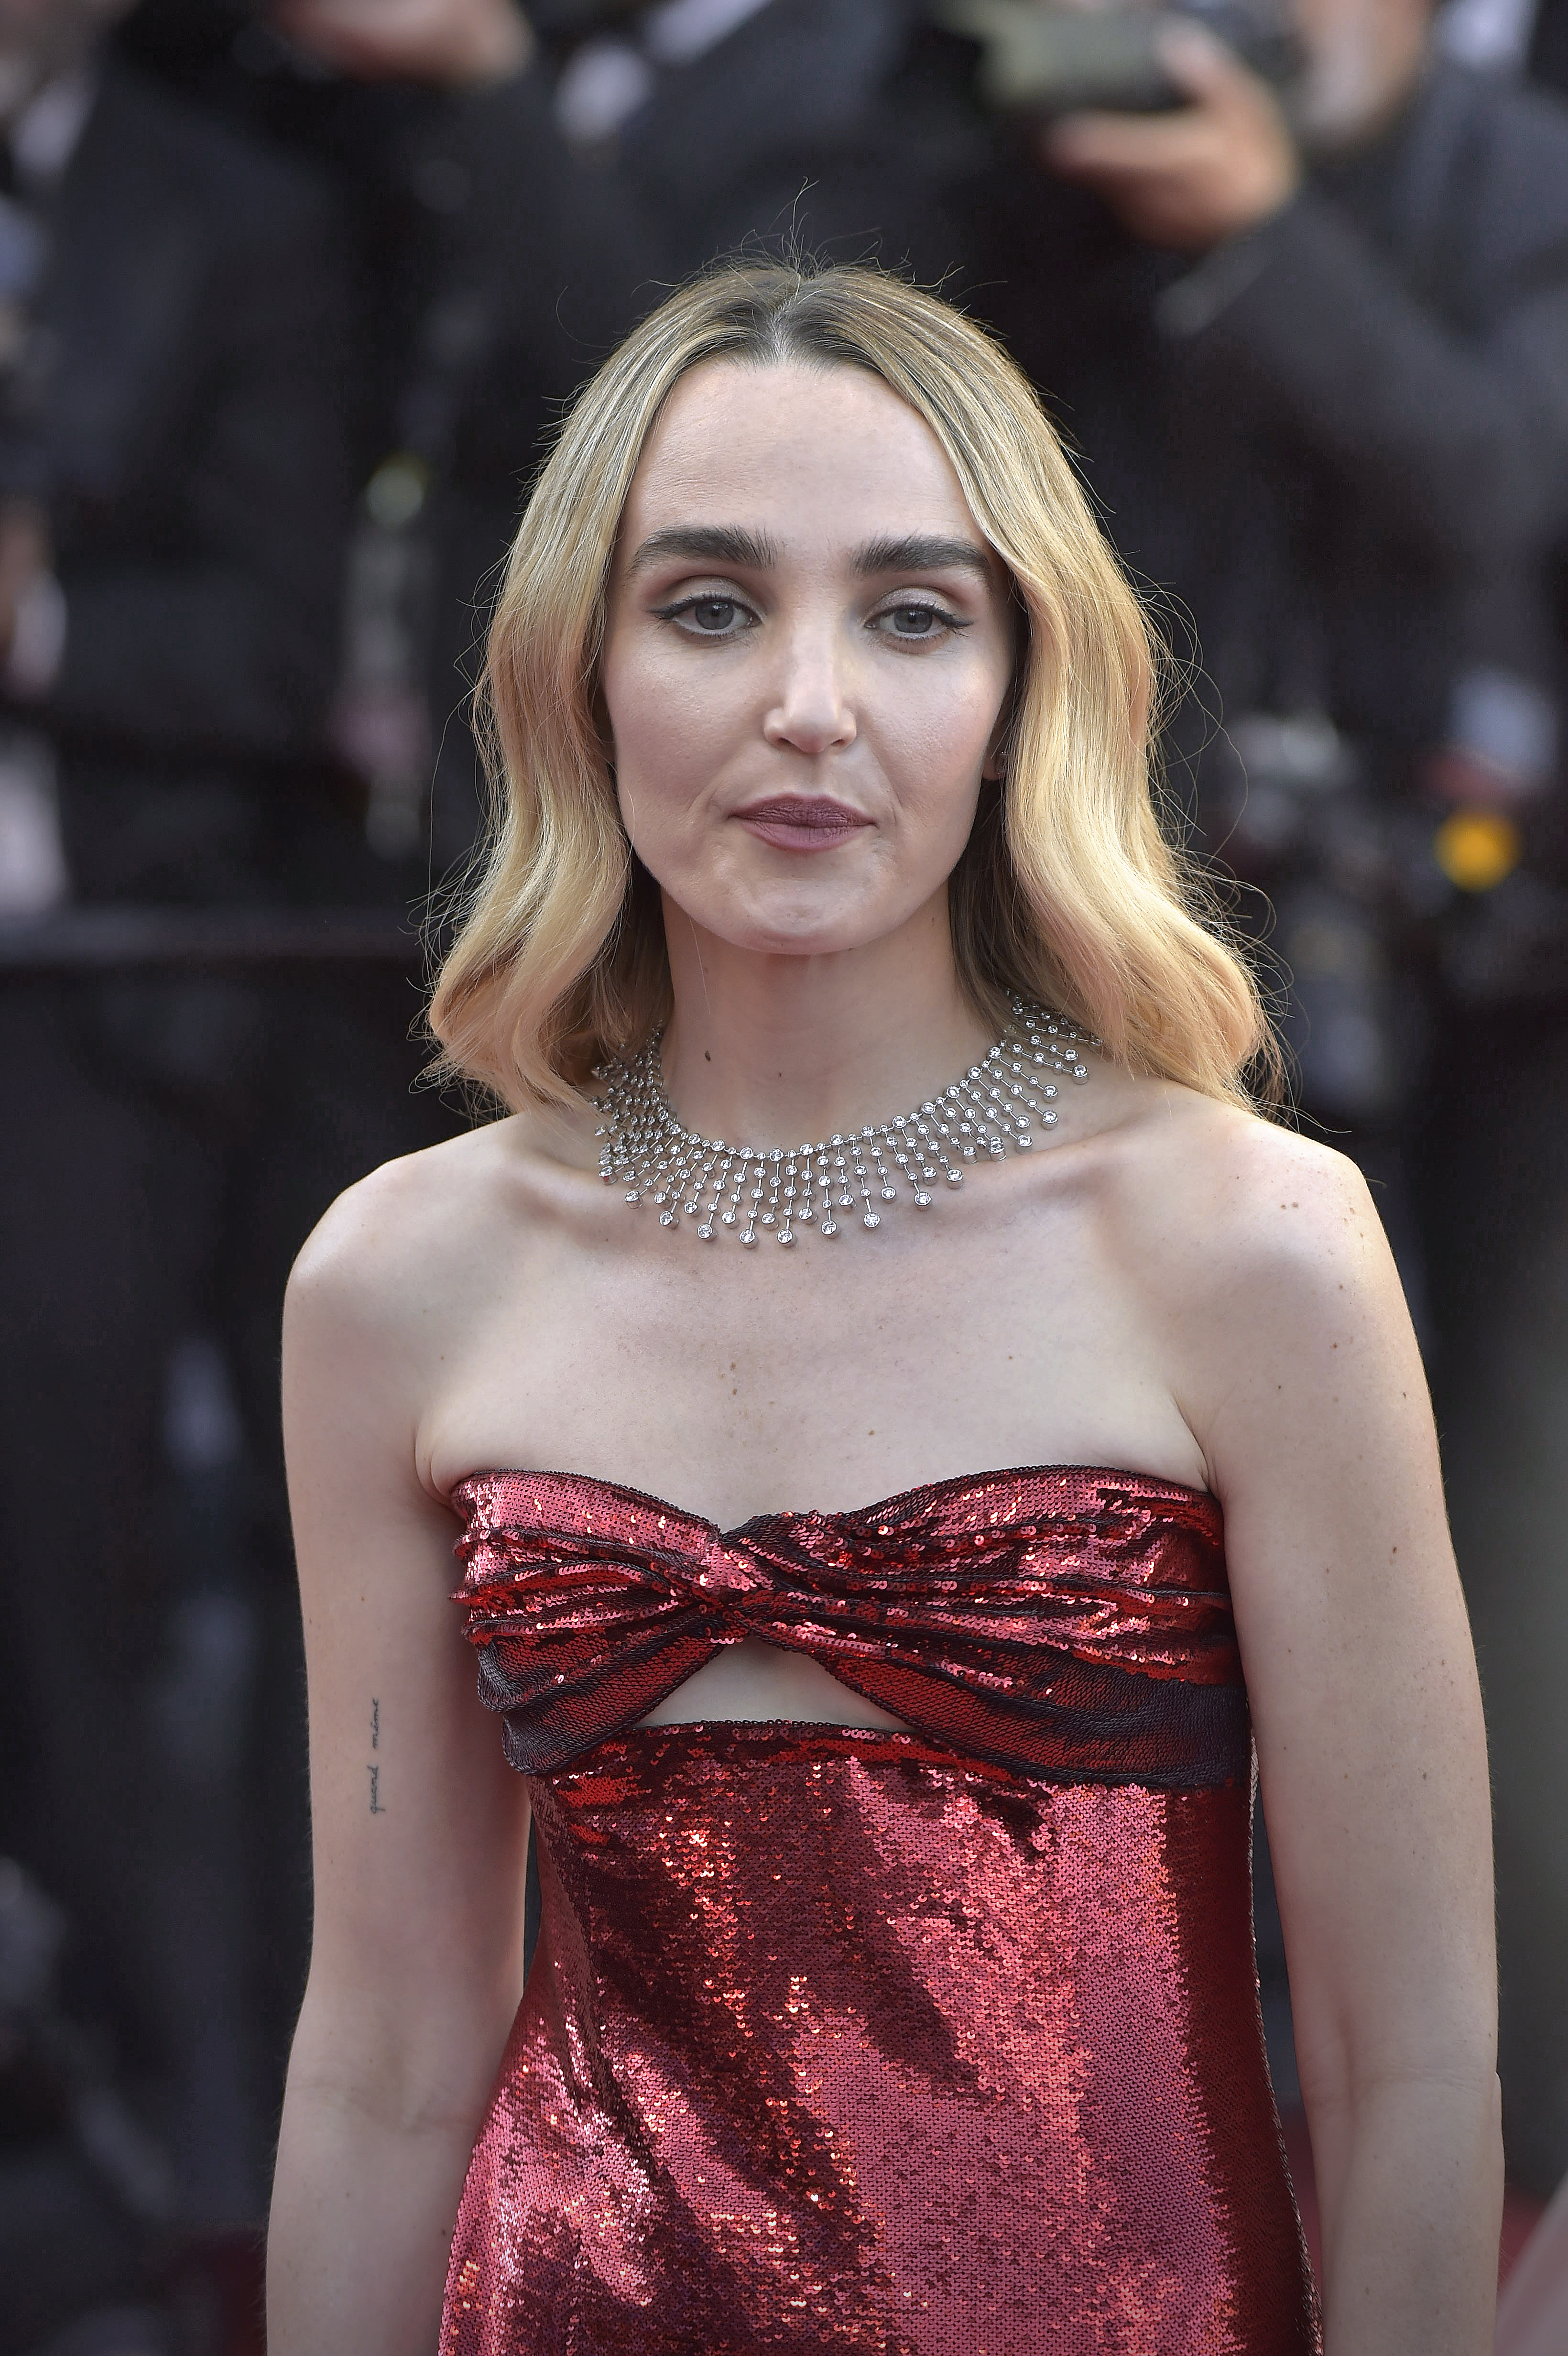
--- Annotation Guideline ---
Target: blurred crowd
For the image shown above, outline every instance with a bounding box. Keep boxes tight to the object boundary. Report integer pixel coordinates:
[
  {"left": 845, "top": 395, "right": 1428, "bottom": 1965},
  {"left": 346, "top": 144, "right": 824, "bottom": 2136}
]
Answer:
[{"left": 3, "top": 0, "right": 1568, "bottom": 2348}]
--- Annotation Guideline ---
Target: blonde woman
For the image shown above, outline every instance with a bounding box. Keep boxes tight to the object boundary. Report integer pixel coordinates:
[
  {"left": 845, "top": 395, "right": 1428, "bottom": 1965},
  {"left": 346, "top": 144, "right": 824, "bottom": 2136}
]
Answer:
[{"left": 266, "top": 262, "right": 1499, "bottom": 2356}]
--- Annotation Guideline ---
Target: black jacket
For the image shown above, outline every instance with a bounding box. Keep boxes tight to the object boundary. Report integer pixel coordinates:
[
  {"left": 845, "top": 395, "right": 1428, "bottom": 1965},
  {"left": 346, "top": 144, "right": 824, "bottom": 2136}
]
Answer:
[
  {"left": 608, "top": 0, "right": 943, "bottom": 277},
  {"left": 23, "top": 57, "right": 352, "bottom": 901},
  {"left": 962, "top": 60, "right": 1568, "bottom": 760}
]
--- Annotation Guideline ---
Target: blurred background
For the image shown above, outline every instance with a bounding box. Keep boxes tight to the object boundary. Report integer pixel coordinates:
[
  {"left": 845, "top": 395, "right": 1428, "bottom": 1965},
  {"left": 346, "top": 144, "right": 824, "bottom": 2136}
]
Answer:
[{"left": 1, "top": 0, "right": 1567, "bottom": 2347}]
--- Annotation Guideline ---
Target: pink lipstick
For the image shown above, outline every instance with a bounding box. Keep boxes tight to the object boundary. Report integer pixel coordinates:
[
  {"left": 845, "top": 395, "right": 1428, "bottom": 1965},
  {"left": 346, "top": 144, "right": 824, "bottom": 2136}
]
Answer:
[{"left": 734, "top": 796, "right": 873, "bottom": 852}]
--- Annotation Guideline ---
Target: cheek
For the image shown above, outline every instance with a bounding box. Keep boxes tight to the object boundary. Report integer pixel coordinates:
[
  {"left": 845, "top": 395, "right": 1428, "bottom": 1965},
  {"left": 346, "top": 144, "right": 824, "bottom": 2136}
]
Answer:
[
  {"left": 601, "top": 640, "right": 740, "bottom": 796},
  {"left": 875, "top": 666, "right": 1006, "bottom": 812}
]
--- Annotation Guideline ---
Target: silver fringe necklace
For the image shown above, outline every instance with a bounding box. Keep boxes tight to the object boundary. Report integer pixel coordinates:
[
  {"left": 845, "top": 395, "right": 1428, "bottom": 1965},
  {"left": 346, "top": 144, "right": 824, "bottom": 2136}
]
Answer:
[{"left": 594, "top": 999, "right": 1096, "bottom": 1249}]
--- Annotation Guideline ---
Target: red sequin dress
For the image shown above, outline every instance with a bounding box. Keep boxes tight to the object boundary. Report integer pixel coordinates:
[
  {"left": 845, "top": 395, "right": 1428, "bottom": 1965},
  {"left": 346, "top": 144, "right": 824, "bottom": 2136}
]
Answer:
[{"left": 441, "top": 1466, "right": 1320, "bottom": 2356}]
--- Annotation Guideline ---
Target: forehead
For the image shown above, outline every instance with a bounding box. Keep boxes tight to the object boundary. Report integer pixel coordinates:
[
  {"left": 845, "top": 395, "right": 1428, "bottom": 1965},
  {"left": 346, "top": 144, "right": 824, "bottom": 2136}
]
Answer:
[{"left": 620, "top": 360, "right": 983, "bottom": 547}]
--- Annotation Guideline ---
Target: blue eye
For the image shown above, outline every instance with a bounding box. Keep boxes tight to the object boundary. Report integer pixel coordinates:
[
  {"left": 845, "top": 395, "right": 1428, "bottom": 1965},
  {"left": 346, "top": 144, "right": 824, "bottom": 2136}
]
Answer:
[
  {"left": 655, "top": 593, "right": 752, "bottom": 635},
  {"left": 875, "top": 602, "right": 961, "bottom": 640}
]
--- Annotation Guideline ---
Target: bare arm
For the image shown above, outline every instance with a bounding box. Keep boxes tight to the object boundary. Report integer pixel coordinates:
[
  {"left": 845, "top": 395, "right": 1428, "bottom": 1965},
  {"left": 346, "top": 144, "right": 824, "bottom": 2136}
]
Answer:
[
  {"left": 267, "top": 1170, "right": 531, "bottom": 2356},
  {"left": 1159, "top": 1128, "right": 1501, "bottom": 2356}
]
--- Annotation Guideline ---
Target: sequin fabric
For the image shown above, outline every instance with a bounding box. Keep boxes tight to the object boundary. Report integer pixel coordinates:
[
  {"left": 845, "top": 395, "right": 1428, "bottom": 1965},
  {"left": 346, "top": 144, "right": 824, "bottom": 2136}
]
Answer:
[{"left": 442, "top": 1468, "right": 1320, "bottom": 2356}]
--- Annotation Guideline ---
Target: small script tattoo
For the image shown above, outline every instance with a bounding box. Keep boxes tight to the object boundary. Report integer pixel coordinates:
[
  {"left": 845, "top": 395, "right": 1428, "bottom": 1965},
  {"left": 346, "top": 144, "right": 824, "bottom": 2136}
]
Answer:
[{"left": 367, "top": 1701, "right": 385, "bottom": 1812}]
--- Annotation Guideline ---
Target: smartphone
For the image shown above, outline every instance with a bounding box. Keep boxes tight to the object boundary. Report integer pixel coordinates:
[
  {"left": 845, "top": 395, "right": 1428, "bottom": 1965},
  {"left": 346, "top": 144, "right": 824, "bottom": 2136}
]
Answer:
[{"left": 934, "top": 0, "right": 1301, "bottom": 118}]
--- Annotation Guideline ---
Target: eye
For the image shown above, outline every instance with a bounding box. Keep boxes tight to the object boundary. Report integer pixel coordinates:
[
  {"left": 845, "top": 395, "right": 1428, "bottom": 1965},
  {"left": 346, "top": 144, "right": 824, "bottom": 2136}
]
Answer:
[
  {"left": 688, "top": 597, "right": 740, "bottom": 633},
  {"left": 654, "top": 593, "right": 755, "bottom": 637},
  {"left": 871, "top": 600, "right": 966, "bottom": 643}
]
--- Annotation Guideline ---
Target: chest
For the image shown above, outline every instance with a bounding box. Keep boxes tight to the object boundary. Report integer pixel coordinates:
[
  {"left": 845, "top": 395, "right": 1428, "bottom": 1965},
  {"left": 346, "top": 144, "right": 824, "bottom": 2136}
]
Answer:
[{"left": 425, "top": 1176, "right": 1202, "bottom": 1523}]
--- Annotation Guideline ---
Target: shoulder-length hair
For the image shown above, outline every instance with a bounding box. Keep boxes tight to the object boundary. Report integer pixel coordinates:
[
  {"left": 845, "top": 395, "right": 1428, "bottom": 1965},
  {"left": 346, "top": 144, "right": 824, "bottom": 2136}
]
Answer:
[{"left": 428, "top": 257, "right": 1274, "bottom": 1109}]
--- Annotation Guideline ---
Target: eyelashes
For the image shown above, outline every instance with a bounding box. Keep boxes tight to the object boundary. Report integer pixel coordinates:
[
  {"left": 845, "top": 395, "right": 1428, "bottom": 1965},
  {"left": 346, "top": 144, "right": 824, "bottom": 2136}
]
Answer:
[
  {"left": 652, "top": 594, "right": 754, "bottom": 635},
  {"left": 873, "top": 601, "right": 971, "bottom": 642},
  {"left": 650, "top": 592, "right": 973, "bottom": 644}
]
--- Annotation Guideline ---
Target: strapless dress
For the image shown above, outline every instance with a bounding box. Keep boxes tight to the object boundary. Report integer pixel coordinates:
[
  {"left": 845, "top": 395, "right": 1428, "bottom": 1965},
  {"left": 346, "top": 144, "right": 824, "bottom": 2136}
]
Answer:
[{"left": 440, "top": 1465, "right": 1320, "bottom": 2356}]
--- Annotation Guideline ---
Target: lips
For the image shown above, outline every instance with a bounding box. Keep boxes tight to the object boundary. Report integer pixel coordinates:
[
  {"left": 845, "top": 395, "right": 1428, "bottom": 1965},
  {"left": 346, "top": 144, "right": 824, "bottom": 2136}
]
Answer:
[{"left": 733, "top": 796, "right": 873, "bottom": 852}]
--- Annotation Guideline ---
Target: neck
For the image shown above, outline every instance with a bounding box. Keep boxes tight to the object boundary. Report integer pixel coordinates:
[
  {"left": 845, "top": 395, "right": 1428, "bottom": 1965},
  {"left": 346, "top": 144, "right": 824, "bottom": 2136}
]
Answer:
[{"left": 658, "top": 888, "right": 998, "bottom": 1148}]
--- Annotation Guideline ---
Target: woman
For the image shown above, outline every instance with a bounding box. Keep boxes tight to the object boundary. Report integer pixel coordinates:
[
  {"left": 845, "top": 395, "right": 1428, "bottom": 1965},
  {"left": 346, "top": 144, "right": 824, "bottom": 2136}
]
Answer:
[{"left": 266, "top": 261, "right": 1500, "bottom": 2356}]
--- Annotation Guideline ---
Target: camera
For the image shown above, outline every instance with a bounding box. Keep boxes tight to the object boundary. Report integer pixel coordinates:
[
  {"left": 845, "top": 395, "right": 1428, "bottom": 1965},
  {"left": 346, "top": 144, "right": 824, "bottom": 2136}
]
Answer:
[{"left": 933, "top": 0, "right": 1301, "bottom": 118}]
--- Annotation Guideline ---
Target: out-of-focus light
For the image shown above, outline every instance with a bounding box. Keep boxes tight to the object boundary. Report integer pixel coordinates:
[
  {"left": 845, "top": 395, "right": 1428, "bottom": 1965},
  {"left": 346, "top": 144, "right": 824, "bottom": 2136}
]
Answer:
[
  {"left": 1433, "top": 807, "right": 1523, "bottom": 893},
  {"left": 365, "top": 454, "right": 430, "bottom": 532}
]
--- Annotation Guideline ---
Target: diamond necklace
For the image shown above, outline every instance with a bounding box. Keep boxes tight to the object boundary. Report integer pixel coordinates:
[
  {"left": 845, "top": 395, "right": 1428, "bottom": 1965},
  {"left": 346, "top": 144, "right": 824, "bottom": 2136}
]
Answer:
[{"left": 593, "top": 998, "right": 1096, "bottom": 1249}]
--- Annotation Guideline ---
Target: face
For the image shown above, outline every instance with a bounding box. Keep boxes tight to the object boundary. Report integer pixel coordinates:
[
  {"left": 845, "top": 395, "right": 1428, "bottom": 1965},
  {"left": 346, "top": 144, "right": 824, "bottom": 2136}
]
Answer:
[{"left": 599, "top": 361, "right": 1016, "bottom": 967}]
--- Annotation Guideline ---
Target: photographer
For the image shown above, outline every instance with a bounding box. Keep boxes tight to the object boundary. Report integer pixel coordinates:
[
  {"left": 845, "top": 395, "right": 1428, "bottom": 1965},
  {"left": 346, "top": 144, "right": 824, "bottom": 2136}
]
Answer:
[
  {"left": 261, "top": 0, "right": 653, "bottom": 871},
  {"left": 955, "top": 0, "right": 1568, "bottom": 2190},
  {"left": 0, "top": 0, "right": 392, "bottom": 2258},
  {"left": 989, "top": 0, "right": 1568, "bottom": 840}
]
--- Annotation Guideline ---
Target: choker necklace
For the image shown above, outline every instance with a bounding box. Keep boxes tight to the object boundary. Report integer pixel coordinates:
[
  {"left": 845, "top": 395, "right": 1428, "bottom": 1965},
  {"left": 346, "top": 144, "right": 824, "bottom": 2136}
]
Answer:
[{"left": 594, "top": 999, "right": 1096, "bottom": 1250}]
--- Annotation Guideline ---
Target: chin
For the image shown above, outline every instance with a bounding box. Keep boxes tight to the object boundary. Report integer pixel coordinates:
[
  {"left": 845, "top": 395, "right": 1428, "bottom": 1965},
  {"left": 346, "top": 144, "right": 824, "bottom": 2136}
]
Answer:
[
  {"left": 714, "top": 916, "right": 866, "bottom": 960},
  {"left": 697, "top": 881, "right": 894, "bottom": 959}
]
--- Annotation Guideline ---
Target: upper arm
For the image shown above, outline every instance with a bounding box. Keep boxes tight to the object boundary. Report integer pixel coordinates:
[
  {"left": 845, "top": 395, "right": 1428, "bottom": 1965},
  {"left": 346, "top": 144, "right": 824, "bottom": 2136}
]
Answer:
[
  {"left": 282, "top": 1174, "right": 530, "bottom": 2124},
  {"left": 1162, "top": 1132, "right": 1494, "bottom": 2100},
  {"left": 1205, "top": 190, "right": 1568, "bottom": 562}
]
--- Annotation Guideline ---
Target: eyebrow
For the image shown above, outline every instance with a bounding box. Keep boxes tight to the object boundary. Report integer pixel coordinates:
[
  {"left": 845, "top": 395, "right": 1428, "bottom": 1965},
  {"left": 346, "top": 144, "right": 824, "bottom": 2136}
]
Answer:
[
  {"left": 625, "top": 525, "right": 995, "bottom": 582},
  {"left": 854, "top": 534, "right": 994, "bottom": 581},
  {"left": 626, "top": 524, "right": 781, "bottom": 575}
]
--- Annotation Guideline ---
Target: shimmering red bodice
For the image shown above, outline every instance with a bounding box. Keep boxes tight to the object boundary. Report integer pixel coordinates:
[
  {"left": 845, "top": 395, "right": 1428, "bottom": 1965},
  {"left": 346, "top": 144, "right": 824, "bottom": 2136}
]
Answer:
[{"left": 442, "top": 1467, "right": 1320, "bottom": 2356}]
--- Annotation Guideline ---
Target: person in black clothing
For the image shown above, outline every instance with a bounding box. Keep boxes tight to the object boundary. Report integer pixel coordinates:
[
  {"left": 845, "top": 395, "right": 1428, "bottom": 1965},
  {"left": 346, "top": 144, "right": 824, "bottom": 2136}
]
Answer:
[
  {"left": 973, "top": 0, "right": 1568, "bottom": 856},
  {"left": 942, "top": 0, "right": 1568, "bottom": 2191},
  {"left": 0, "top": 0, "right": 437, "bottom": 2259},
  {"left": 252, "top": 0, "right": 650, "bottom": 874}
]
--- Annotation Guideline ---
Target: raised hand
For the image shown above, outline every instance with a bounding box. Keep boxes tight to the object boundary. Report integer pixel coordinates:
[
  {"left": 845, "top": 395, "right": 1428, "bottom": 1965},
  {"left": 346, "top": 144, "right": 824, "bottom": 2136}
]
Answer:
[{"left": 1041, "top": 20, "right": 1300, "bottom": 253}]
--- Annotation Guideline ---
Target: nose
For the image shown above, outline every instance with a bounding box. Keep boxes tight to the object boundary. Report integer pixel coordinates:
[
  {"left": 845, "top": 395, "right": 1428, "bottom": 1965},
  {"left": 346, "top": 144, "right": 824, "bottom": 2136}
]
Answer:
[{"left": 762, "top": 620, "right": 857, "bottom": 758}]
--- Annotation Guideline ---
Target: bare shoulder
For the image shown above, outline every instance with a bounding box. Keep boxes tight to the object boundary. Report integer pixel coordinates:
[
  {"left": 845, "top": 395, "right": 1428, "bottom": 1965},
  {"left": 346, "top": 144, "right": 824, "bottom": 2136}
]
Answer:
[
  {"left": 281, "top": 1112, "right": 568, "bottom": 1505},
  {"left": 1091, "top": 1075, "right": 1403, "bottom": 1338},
  {"left": 290, "top": 1123, "right": 487, "bottom": 1316},
  {"left": 1083, "top": 1073, "right": 1424, "bottom": 1497},
  {"left": 284, "top": 1109, "right": 556, "bottom": 1351}
]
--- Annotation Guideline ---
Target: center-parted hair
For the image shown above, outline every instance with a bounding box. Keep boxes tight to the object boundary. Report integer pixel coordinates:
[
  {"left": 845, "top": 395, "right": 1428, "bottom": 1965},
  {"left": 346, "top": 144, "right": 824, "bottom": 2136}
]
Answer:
[{"left": 428, "top": 257, "right": 1274, "bottom": 1110}]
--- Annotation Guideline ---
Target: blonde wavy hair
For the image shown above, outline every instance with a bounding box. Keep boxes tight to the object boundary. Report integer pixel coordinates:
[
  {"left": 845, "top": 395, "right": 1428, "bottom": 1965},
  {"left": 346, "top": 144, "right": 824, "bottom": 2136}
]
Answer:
[{"left": 429, "top": 256, "right": 1274, "bottom": 1110}]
